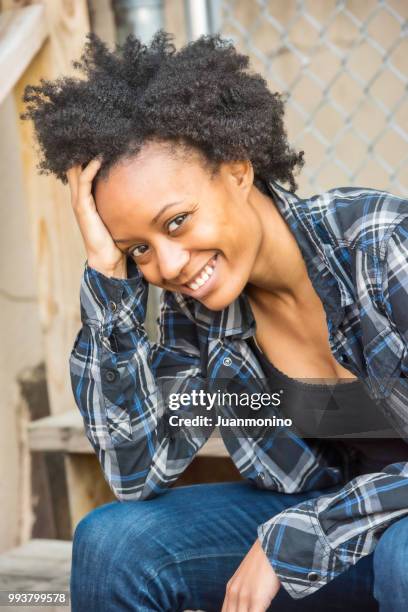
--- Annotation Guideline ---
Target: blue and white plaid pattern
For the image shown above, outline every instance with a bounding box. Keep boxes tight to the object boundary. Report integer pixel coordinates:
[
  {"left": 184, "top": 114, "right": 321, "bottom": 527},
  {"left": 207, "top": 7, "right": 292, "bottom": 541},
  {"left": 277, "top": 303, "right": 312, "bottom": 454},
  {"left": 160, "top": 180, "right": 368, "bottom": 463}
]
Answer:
[{"left": 69, "top": 179, "right": 408, "bottom": 599}]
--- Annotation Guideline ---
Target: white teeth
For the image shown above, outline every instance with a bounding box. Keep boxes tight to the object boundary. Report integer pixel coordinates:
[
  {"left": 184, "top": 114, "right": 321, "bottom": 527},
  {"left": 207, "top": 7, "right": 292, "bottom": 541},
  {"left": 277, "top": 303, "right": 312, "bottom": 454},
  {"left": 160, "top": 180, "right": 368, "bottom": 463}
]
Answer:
[{"left": 187, "top": 256, "right": 217, "bottom": 290}]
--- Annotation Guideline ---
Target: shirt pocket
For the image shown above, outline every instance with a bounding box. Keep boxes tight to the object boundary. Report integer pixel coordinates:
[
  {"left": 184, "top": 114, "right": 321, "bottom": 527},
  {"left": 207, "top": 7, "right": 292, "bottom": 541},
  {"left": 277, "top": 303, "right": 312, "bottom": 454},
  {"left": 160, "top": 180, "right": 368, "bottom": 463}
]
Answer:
[{"left": 364, "top": 328, "right": 406, "bottom": 398}]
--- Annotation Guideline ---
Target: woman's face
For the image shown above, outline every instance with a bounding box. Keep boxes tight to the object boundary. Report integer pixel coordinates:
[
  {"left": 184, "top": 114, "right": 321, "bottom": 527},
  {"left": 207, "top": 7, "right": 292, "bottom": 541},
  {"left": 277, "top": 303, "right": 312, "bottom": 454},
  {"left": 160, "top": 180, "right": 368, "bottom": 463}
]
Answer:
[{"left": 94, "top": 142, "right": 263, "bottom": 311}]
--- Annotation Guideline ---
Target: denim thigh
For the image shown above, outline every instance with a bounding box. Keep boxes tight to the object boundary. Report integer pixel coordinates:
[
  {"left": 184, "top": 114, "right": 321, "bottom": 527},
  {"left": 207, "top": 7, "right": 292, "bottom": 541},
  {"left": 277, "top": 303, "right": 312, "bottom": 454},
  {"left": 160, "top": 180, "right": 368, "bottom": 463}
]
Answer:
[
  {"left": 373, "top": 514, "right": 408, "bottom": 612},
  {"left": 70, "top": 481, "right": 378, "bottom": 612}
]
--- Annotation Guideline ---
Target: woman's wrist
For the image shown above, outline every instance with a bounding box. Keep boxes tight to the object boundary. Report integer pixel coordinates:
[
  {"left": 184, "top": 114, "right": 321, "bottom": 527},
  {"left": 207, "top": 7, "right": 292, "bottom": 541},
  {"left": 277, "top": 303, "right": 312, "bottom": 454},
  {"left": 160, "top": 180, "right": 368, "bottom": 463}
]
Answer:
[{"left": 87, "top": 257, "right": 128, "bottom": 279}]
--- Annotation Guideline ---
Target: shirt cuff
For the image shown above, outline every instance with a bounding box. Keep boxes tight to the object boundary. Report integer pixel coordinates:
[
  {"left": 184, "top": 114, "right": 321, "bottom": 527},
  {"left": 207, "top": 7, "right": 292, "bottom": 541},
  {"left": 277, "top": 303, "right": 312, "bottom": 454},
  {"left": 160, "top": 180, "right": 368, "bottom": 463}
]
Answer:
[
  {"left": 257, "top": 500, "right": 349, "bottom": 599},
  {"left": 79, "top": 257, "right": 149, "bottom": 335}
]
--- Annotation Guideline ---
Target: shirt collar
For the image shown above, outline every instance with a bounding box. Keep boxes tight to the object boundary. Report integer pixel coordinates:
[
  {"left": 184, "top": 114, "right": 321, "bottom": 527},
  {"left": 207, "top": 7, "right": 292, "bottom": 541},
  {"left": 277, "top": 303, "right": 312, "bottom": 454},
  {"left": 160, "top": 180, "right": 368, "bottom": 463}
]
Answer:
[{"left": 191, "top": 179, "right": 355, "bottom": 340}]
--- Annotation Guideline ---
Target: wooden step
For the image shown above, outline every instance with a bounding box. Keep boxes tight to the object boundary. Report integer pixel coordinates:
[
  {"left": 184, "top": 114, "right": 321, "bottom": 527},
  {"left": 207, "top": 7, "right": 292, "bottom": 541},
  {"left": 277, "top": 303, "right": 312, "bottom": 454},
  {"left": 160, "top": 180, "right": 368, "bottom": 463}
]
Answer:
[
  {"left": 0, "top": 539, "right": 71, "bottom": 611},
  {"left": 28, "top": 410, "right": 228, "bottom": 457},
  {"left": 27, "top": 411, "right": 231, "bottom": 534},
  {"left": 0, "top": 539, "right": 205, "bottom": 612}
]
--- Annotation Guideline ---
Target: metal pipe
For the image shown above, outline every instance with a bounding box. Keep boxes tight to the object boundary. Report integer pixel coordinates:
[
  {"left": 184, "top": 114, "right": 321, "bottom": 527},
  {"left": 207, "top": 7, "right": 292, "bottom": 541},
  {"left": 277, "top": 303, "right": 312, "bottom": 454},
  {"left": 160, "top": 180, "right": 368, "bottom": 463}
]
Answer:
[
  {"left": 184, "top": 0, "right": 211, "bottom": 40},
  {"left": 113, "top": 0, "right": 164, "bottom": 45}
]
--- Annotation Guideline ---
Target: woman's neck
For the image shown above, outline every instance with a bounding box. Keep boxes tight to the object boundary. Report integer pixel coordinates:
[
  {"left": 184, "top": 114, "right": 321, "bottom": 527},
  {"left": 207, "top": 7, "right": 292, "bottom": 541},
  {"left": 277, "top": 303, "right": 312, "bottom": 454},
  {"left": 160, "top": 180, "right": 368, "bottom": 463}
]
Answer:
[{"left": 245, "top": 187, "right": 312, "bottom": 309}]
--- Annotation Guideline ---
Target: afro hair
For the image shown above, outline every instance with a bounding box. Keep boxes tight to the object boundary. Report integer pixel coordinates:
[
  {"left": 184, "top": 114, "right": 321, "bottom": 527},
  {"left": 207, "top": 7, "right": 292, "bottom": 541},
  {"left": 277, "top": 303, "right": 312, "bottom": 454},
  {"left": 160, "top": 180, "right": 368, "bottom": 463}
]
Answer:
[{"left": 21, "top": 30, "right": 304, "bottom": 192}]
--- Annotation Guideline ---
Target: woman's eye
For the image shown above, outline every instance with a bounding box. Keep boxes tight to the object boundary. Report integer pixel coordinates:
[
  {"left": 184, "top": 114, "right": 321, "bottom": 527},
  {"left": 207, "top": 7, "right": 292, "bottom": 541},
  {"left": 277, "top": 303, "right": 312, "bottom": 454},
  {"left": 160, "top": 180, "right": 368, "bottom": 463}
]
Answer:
[
  {"left": 168, "top": 214, "right": 188, "bottom": 233},
  {"left": 129, "top": 213, "right": 190, "bottom": 257},
  {"left": 130, "top": 244, "right": 149, "bottom": 257}
]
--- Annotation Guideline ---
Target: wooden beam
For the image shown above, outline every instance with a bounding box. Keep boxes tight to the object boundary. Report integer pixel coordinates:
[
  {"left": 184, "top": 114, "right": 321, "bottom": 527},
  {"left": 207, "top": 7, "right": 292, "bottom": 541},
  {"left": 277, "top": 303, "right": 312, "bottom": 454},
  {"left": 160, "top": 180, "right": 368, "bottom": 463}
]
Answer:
[
  {"left": 87, "top": 0, "right": 116, "bottom": 46},
  {"left": 11, "top": 0, "right": 91, "bottom": 416},
  {"left": 28, "top": 409, "right": 229, "bottom": 457},
  {"left": 28, "top": 410, "right": 92, "bottom": 454},
  {"left": 0, "top": 5, "right": 47, "bottom": 105},
  {"left": 64, "top": 454, "right": 114, "bottom": 531}
]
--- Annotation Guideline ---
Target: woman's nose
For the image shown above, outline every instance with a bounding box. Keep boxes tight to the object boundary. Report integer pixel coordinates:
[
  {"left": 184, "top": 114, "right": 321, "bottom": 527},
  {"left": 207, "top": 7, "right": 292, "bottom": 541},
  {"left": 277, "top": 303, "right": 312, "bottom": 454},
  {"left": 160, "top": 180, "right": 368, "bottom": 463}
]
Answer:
[{"left": 156, "top": 243, "right": 190, "bottom": 283}]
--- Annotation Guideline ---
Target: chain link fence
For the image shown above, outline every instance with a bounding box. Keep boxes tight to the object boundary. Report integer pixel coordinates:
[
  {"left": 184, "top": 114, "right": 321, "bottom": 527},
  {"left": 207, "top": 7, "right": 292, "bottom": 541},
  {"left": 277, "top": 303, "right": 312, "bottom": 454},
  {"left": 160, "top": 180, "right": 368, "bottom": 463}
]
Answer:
[{"left": 209, "top": 0, "right": 408, "bottom": 198}]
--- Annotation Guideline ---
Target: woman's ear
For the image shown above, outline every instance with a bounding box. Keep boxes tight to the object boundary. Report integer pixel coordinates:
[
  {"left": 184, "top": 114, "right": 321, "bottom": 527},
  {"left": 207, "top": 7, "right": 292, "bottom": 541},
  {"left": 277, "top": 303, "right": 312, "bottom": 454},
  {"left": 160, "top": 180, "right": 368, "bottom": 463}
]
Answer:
[{"left": 229, "top": 160, "right": 253, "bottom": 191}]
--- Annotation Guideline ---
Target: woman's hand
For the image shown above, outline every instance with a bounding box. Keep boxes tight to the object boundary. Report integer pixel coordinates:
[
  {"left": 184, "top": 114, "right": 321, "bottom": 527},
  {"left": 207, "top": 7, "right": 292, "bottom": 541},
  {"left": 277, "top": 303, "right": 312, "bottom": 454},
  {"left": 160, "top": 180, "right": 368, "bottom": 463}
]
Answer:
[
  {"left": 221, "top": 538, "right": 281, "bottom": 612},
  {"left": 67, "top": 158, "right": 127, "bottom": 278}
]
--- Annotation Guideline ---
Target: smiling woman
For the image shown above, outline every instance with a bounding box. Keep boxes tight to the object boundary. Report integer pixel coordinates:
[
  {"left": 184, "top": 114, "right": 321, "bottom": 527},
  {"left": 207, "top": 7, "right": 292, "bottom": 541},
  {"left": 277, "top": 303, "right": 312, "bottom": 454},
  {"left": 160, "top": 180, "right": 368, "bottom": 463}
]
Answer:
[
  {"left": 91, "top": 142, "right": 277, "bottom": 311},
  {"left": 21, "top": 30, "right": 408, "bottom": 612},
  {"left": 21, "top": 29, "right": 304, "bottom": 313}
]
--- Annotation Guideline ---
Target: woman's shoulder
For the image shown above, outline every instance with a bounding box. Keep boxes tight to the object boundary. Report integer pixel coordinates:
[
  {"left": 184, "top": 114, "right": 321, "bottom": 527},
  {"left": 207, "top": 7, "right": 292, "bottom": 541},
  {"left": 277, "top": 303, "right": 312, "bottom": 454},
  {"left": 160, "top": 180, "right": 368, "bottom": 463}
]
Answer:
[{"left": 310, "top": 186, "right": 408, "bottom": 256}]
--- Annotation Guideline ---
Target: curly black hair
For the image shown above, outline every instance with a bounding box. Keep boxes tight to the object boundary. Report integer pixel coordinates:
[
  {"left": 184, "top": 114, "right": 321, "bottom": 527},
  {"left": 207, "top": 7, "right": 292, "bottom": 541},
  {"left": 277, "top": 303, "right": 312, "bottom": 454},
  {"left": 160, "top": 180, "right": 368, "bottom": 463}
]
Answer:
[{"left": 21, "top": 30, "right": 304, "bottom": 192}]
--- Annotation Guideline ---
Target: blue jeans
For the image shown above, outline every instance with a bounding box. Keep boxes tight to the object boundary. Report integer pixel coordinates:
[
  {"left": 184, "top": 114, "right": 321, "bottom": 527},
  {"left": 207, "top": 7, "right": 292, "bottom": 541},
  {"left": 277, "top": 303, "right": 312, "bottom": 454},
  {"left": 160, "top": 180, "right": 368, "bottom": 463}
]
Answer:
[{"left": 70, "top": 481, "right": 407, "bottom": 611}]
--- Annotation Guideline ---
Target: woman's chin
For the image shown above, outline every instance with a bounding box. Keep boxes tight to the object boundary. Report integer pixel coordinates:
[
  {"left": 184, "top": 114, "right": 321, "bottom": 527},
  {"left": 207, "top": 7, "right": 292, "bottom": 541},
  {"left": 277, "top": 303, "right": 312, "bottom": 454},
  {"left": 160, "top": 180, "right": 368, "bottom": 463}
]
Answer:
[{"left": 197, "top": 286, "right": 242, "bottom": 312}]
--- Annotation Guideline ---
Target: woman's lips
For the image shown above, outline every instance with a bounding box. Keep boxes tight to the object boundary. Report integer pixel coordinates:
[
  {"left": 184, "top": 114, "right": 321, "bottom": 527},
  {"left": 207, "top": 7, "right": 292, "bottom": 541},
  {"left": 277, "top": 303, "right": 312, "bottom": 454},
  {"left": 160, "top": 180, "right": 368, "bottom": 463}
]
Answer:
[{"left": 181, "top": 254, "right": 219, "bottom": 298}]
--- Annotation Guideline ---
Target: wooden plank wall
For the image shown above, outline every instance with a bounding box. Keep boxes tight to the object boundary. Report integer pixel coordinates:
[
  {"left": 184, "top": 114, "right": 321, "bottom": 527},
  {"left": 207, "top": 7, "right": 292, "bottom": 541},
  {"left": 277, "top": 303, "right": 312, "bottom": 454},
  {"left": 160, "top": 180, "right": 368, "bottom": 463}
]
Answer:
[{"left": 3, "top": 0, "right": 90, "bottom": 416}]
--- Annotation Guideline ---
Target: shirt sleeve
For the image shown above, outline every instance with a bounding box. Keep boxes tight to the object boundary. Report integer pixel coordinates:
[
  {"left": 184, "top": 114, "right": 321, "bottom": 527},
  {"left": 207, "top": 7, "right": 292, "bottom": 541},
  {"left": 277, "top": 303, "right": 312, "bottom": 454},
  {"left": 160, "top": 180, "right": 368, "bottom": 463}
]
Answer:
[
  {"left": 257, "top": 215, "right": 408, "bottom": 599},
  {"left": 69, "top": 258, "right": 214, "bottom": 501},
  {"left": 382, "top": 215, "right": 408, "bottom": 366}
]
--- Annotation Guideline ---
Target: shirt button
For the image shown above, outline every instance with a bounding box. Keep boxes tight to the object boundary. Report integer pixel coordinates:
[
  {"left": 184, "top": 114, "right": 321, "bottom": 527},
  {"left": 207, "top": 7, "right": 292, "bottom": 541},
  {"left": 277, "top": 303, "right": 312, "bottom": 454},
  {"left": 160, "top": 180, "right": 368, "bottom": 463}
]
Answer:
[
  {"left": 108, "top": 300, "right": 117, "bottom": 312},
  {"left": 307, "top": 571, "right": 320, "bottom": 582},
  {"left": 257, "top": 471, "right": 265, "bottom": 481},
  {"left": 105, "top": 369, "right": 118, "bottom": 383}
]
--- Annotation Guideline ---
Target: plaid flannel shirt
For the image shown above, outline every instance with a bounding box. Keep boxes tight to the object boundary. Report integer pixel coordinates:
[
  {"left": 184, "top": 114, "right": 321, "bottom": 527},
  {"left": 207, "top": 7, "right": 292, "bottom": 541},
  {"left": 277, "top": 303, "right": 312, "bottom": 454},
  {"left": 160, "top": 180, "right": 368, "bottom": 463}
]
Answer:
[{"left": 70, "top": 179, "right": 408, "bottom": 599}]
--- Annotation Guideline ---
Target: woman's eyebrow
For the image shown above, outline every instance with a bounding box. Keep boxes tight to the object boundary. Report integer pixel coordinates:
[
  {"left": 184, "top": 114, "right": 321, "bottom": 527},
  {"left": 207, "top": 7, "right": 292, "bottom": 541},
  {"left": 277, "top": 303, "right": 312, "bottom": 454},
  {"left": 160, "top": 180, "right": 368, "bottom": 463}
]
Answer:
[
  {"left": 113, "top": 200, "right": 185, "bottom": 242},
  {"left": 151, "top": 200, "right": 185, "bottom": 224}
]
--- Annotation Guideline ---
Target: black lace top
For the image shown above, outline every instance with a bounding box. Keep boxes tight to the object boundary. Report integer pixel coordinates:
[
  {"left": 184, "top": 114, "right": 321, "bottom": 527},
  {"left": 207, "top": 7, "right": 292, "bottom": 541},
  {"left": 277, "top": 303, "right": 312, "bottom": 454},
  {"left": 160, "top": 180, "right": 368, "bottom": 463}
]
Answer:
[{"left": 247, "top": 336, "right": 408, "bottom": 476}]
